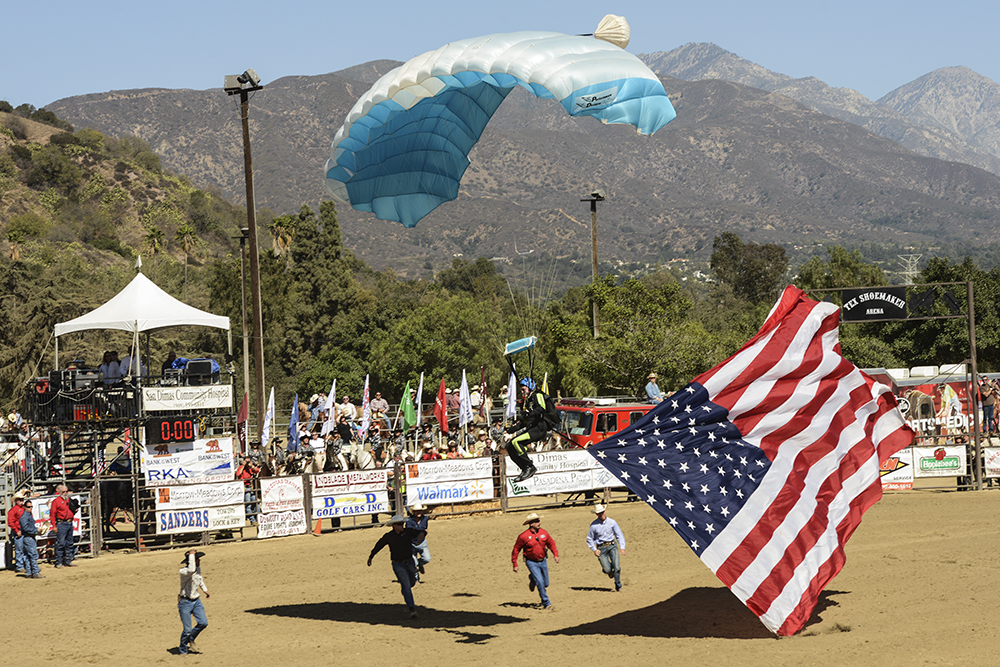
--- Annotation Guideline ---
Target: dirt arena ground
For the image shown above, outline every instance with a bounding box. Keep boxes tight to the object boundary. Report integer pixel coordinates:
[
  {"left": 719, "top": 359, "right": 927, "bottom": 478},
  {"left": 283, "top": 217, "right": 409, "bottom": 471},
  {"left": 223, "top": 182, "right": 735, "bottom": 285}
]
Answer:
[{"left": 4, "top": 489, "right": 998, "bottom": 666}]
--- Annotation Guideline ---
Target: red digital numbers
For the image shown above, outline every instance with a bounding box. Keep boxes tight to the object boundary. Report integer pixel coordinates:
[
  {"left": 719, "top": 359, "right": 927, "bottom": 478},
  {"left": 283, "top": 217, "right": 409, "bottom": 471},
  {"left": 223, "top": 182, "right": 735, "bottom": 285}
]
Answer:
[{"left": 158, "top": 418, "right": 194, "bottom": 442}]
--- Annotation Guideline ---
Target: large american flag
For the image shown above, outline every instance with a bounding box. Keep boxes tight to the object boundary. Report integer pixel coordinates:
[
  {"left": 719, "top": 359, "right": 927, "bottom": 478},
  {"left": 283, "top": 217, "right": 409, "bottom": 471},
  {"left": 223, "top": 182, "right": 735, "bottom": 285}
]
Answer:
[{"left": 589, "top": 286, "right": 914, "bottom": 636}]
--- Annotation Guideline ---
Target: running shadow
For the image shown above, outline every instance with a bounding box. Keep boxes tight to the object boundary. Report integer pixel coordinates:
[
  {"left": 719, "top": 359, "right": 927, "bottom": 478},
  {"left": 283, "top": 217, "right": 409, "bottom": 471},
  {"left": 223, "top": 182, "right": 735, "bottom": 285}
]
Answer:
[
  {"left": 247, "top": 601, "right": 527, "bottom": 631},
  {"left": 544, "top": 587, "right": 844, "bottom": 639}
]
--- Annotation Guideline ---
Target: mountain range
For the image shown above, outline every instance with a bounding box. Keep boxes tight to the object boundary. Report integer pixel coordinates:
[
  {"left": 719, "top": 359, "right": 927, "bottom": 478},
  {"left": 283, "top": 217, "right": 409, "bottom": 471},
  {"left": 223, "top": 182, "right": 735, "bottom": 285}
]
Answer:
[{"left": 43, "top": 44, "right": 1000, "bottom": 281}]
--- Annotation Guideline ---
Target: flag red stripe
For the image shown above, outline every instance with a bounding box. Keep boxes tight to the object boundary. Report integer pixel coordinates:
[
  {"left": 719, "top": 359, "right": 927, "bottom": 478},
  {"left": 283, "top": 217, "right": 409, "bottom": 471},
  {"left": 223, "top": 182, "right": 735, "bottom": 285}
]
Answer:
[
  {"left": 773, "top": 480, "right": 883, "bottom": 636},
  {"left": 716, "top": 382, "right": 884, "bottom": 585}
]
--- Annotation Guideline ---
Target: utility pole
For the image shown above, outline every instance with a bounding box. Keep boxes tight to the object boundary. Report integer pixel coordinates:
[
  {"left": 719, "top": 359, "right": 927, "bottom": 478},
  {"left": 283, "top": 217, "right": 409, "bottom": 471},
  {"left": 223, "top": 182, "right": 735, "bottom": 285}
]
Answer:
[
  {"left": 226, "top": 70, "right": 266, "bottom": 439},
  {"left": 581, "top": 190, "right": 606, "bottom": 338}
]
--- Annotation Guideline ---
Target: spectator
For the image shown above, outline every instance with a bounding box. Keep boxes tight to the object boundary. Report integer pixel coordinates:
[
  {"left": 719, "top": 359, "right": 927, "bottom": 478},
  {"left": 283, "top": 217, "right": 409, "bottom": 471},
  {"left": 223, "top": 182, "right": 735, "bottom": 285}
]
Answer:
[
  {"left": 99, "top": 351, "right": 122, "bottom": 386},
  {"left": 8, "top": 490, "right": 27, "bottom": 574},
  {"left": 236, "top": 456, "right": 260, "bottom": 523},
  {"left": 420, "top": 441, "right": 440, "bottom": 461},
  {"left": 20, "top": 499, "right": 43, "bottom": 579},
  {"left": 645, "top": 372, "right": 663, "bottom": 404},
  {"left": 161, "top": 350, "right": 178, "bottom": 373},
  {"left": 338, "top": 395, "right": 358, "bottom": 421},
  {"left": 50, "top": 483, "right": 77, "bottom": 568}
]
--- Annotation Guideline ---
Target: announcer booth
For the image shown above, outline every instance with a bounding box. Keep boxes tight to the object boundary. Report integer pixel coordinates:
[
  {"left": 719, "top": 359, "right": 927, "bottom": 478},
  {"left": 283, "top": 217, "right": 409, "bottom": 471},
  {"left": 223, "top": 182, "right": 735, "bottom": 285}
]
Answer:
[{"left": 21, "top": 272, "right": 236, "bottom": 551}]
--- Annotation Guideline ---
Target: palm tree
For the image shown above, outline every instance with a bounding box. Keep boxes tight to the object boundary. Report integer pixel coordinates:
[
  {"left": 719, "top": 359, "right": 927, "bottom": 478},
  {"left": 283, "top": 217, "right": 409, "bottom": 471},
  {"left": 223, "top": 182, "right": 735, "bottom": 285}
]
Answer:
[
  {"left": 268, "top": 215, "right": 297, "bottom": 256},
  {"left": 144, "top": 225, "right": 165, "bottom": 257},
  {"left": 175, "top": 222, "right": 197, "bottom": 300},
  {"left": 7, "top": 231, "right": 23, "bottom": 262}
]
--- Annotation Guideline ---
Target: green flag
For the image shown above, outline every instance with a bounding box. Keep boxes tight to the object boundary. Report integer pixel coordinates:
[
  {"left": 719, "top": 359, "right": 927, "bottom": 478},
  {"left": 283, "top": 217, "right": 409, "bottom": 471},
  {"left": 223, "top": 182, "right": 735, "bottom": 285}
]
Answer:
[{"left": 402, "top": 380, "right": 417, "bottom": 429}]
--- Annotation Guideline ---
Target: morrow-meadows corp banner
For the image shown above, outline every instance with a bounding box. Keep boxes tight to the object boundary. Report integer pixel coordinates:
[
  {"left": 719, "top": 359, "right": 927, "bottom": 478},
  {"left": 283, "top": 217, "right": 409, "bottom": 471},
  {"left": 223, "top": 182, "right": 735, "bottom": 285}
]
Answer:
[{"left": 154, "top": 481, "right": 244, "bottom": 511}]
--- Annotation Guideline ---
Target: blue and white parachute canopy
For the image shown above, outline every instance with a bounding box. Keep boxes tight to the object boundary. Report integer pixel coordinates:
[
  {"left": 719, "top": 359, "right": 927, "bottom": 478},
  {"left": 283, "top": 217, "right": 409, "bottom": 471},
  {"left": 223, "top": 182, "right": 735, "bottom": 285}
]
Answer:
[{"left": 324, "top": 18, "right": 676, "bottom": 228}]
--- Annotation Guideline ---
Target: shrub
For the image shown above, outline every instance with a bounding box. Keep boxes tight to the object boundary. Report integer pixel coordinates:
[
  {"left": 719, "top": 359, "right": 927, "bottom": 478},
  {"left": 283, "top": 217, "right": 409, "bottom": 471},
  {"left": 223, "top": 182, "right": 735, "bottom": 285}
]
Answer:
[{"left": 7, "top": 212, "right": 48, "bottom": 238}]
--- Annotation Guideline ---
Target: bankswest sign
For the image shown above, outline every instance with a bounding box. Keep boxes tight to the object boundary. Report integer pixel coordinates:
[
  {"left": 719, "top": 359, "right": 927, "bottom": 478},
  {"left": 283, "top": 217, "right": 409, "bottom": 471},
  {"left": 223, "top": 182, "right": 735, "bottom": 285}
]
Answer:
[{"left": 142, "top": 385, "right": 233, "bottom": 412}]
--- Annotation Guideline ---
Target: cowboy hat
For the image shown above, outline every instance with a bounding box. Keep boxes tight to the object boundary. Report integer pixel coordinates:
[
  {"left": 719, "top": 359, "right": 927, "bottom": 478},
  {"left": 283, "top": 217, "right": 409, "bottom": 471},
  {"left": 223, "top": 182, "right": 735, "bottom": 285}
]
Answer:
[
  {"left": 523, "top": 513, "right": 542, "bottom": 525},
  {"left": 410, "top": 503, "right": 428, "bottom": 512},
  {"left": 387, "top": 515, "right": 407, "bottom": 526},
  {"left": 181, "top": 551, "right": 206, "bottom": 564},
  {"left": 647, "top": 372, "right": 657, "bottom": 380},
  {"left": 591, "top": 503, "right": 607, "bottom": 514}
]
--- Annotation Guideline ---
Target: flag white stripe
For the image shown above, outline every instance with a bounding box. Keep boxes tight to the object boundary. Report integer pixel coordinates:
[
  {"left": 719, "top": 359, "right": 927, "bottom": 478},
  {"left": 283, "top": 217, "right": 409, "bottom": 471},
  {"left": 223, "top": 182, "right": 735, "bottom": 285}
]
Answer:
[
  {"left": 729, "top": 398, "right": 879, "bottom": 599},
  {"left": 757, "top": 451, "right": 880, "bottom": 633},
  {"left": 701, "top": 369, "right": 869, "bottom": 570}
]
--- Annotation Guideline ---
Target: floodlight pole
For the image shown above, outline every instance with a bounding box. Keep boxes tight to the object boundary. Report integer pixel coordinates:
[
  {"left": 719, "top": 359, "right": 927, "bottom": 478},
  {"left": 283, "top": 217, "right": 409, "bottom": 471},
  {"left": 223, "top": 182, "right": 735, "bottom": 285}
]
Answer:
[
  {"left": 228, "top": 81, "right": 266, "bottom": 439},
  {"left": 581, "top": 194, "right": 605, "bottom": 338},
  {"left": 237, "top": 228, "right": 250, "bottom": 403}
]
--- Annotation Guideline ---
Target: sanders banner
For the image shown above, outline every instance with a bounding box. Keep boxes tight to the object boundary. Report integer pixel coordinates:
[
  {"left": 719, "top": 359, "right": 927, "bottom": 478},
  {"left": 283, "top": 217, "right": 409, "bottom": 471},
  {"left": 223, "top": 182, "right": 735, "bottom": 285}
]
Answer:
[{"left": 156, "top": 504, "right": 245, "bottom": 535}]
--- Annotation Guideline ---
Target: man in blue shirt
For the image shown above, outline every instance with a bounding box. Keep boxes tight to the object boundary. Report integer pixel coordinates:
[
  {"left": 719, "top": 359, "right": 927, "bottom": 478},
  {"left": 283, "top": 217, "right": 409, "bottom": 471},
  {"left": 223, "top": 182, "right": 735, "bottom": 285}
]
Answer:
[
  {"left": 645, "top": 372, "right": 663, "bottom": 404},
  {"left": 585, "top": 503, "right": 626, "bottom": 591},
  {"left": 406, "top": 503, "right": 431, "bottom": 581}
]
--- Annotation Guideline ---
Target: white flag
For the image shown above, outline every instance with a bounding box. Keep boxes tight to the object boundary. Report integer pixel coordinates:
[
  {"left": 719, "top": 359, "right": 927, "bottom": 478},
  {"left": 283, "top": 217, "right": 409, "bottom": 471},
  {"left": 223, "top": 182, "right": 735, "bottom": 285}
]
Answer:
[
  {"left": 359, "top": 374, "right": 371, "bottom": 440},
  {"left": 261, "top": 387, "right": 275, "bottom": 446},
  {"left": 415, "top": 372, "right": 424, "bottom": 425},
  {"left": 321, "top": 379, "right": 337, "bottom": 436},
  {"left": 459, "top": 370, "right": 474, "bottom": 428},
  {"left": 505, "top": 372, "right": 517, "bottom": 421}
]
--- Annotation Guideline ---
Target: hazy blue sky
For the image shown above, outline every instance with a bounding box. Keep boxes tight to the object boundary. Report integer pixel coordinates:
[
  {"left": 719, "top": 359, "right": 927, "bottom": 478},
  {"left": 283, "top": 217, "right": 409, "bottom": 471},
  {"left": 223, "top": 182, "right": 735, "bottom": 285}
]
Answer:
[{"left": 6, "top": 0, "right": 998, "bottom": 107}]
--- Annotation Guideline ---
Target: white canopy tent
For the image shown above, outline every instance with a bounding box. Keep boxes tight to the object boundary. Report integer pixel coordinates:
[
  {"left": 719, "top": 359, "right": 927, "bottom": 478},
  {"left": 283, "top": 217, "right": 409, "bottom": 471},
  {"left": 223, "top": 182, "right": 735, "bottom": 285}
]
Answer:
[{"left": 53, "top": 272, "right": 232, "bottom": 375}]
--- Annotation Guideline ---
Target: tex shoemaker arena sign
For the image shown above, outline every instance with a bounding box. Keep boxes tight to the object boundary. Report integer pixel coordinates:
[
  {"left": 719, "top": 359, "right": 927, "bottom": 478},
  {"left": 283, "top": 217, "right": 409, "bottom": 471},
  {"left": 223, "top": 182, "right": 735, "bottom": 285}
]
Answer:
[
  {"left": 142, "top": 385, "right": 233, "bottom": 412},
  {"left": 840, "top": 287, "right": 907, "bottom": 322}
]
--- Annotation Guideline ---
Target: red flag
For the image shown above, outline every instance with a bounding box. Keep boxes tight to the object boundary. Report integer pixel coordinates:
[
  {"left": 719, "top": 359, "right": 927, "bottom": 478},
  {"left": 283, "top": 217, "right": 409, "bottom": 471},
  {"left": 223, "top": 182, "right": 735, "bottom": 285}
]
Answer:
[
  {"left": 236, "top": 392, "right": 249, "bottom": 454},
  {"left": 434, "top": 377, "right": 449, "bottom": 434},
  {"left": 589, "top": 286, "right": 914, "bottom": 636}
]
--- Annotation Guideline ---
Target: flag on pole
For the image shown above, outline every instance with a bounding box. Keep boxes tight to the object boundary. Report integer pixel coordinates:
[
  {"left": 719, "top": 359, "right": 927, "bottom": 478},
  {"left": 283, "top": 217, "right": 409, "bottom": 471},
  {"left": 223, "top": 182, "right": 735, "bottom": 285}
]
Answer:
[
  {"left": 261, "top": 387, "right": 275, "bottom": 447},
  {"left": 479, "top": 367, "right": 487, "bottom": 422},
  {"left": 415, "top": 372, "right": 424, "bottom": 426},
  {"left": 288, "top": 394, "right": 300, "bottom": 452},
  {"left": 236, "top": 392, "right": 249, "bottom": 454},
  {"left": 402, "top": 381, "right": 417, "bottom": 429},
  {"left": 359, "top": 375, "right": 371, "bottom": 441},
  {"left": 505, "top": 372, "right": 517, "bottom": 421},
  {"left": 434, "top": 377, "right": 449, "bottom": 433},
  {"left": 587, "top": 286, "right": 914, "bottom": 636},
  {"left": 321, "top": 380, "right": 337, "bottom": 437},
  {"left": 459, "top": 370, "right": 474, "bottom": 428}
]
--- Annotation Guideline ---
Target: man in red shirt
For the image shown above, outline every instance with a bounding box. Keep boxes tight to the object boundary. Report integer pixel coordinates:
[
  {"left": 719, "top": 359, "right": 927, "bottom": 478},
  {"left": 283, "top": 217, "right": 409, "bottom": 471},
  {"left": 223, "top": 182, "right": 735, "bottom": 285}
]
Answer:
[
  {"left": 235, "top": 457, "right": 261, "bottom": 524},
  {"left": 50, "top": 483, "right": 77, "bottom": 567},
  {"left": 8, "top": 490, "right": 27, "bottom": 573},
  {"left": 511, "top": 513, "right": 559, "bottom": 609}
]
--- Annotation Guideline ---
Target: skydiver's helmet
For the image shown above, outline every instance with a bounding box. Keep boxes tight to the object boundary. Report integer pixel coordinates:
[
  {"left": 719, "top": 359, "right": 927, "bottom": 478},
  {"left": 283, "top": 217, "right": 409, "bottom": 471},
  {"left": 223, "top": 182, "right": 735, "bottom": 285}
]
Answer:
[{"left": 520, "top": 377, "right": 536, "bottom": 392}]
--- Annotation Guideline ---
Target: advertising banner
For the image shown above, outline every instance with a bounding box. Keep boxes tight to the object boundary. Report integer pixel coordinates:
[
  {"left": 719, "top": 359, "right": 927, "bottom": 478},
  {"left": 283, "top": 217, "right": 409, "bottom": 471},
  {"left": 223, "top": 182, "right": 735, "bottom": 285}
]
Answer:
[
  {"left": 503, "top": 450, "right": 624, "bottom": 497},
  {"left": 310, "top": 469, "right": 388, "bottom": 498},
  {"left": 156, "top": 504, "right": 245, "bottom": 535},
  {"left": 30, "top": 495, "right": 85, "bottom": 537},
  {"left": 404, "top": 457, "right": 492, "bottom": 484},
  {"left": 140, "top": 437, "right": 235, "bottom": 486},
  {"left": 880, "top": 447, "right": 914, "bottom": 490},
  {"left": 407, "top": 477, "right": 494, "bottom": 505},
  {"left": 912, "top": 446, "right": 968, "bottom": 478},
  {"left": 257, "top": 508, "right": 307, "bottom": 539},
  {"left": 260, "top": 476, "right": 304, "bottom": 513},
  {"left": 984, "top": 447, "right": 1000, "bottom": 479},
  {"left": 153, "top": 481, "right": 244, "bottom": 511},
  {"left": 312, "top": 490, "right": 391, "bottom": 519},
  {"left": 142, "top": 385, "right": 233, "bottom": 412}
]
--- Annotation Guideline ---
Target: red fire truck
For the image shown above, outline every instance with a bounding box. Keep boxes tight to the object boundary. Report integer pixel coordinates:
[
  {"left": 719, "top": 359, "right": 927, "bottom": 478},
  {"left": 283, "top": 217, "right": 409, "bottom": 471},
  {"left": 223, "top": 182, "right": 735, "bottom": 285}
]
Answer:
[{"left": 556, "top": 397, "right": 656, "bottom": 448}]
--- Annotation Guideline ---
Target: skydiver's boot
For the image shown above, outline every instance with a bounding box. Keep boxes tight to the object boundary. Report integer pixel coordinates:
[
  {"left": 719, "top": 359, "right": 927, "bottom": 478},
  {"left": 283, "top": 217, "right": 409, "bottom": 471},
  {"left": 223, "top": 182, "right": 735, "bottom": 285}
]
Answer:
[{"left": 513, "top": 464, "right": 537, "bottom": 482}]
